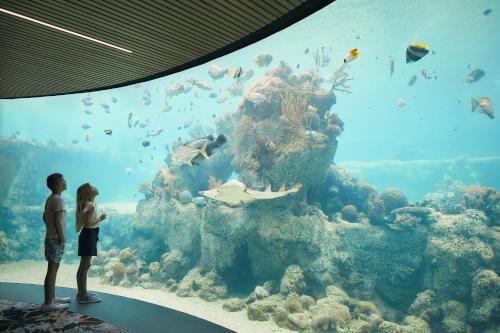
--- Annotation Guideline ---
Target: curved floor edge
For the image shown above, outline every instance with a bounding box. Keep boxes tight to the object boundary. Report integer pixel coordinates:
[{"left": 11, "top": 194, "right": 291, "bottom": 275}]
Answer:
[{"left": 0, "top": 282, "right": 235, "bottom": 333}]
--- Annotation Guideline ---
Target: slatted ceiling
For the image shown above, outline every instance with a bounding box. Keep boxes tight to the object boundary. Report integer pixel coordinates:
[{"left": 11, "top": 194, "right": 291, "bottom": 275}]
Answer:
[{"left": 0, "top": 0, "right": 334, "bottom": 99}]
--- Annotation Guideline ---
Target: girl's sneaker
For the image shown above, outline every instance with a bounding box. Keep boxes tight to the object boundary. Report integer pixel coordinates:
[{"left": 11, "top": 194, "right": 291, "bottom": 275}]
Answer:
[
  {"left": 54, "top": 296, "right": 71, "bottom": 303},
  {"left": 41, "top": 302, "right": 69, "bottom": 312},
  {"left": 77, "top": 294, "right": 102, "bottom": 304}
]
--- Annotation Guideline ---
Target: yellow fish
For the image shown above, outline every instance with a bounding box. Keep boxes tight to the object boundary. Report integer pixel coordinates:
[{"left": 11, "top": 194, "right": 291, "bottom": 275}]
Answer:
[
  {"left": 471, "top": 97, "right": 495, "bottom": 119},
  {"left": 344, "top": 49, "right": 360, "bottom": 63}
]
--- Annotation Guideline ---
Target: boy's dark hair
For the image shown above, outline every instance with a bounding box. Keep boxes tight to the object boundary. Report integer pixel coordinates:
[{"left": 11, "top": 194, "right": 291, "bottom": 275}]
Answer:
[{"left": 46, "top": 173, "right": 63, "bottom": 192}]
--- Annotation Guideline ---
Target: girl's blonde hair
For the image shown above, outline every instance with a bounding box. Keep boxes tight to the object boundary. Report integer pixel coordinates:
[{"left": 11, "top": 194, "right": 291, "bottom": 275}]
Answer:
[{"left": 75, "top": 183, "right": 95, "bottom": 232}]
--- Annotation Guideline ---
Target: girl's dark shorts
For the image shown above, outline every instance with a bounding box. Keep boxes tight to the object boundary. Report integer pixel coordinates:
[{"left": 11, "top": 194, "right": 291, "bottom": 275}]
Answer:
[{"left": 78, "top": 227, "right": 99, "bottom": 256}]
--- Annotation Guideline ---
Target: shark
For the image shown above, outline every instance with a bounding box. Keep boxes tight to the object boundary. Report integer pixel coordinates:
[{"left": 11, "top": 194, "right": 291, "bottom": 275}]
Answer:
[{"left": 199, "top": 179, "right": 302, "bottom": 206}]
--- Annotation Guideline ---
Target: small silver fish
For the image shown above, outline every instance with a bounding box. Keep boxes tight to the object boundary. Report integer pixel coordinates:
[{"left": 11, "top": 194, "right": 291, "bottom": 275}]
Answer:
[
  {"left": 465, "top": 69, "right": 485, "bottom": 84},
  {"left": 408, "top": 75, "right": 417, "bottom": 87},
  {"left": 84, "top": 110, "right": 93, "bottom": 115},
  {"left": 390, "top": 60, "right": 394, "bottom": 77},
  {"left": 81, "top": 124, "right": 91, "bottom": 129}
]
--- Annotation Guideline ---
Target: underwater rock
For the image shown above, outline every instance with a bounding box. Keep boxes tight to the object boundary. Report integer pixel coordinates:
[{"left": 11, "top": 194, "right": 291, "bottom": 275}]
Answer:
[
  {"left": 469, "top": 269, "right": 500, "bottom": 324},
  {"left": 300, "top": 295, "right": 316, "bottom": 309},
  {"left": 380, "top": 188, "right": 409, "bottom": 213},
  {"left": 280, "top": 265, "right": 306, "bottom": 296},
  {"left": 287, "top": 312, "right": 311, "bottom": 329},
  {"left": 247, "top": 303, "right": 271, "bottom": 321},
  {"left": 341, "top": 204, "right": 358, "bottom": 222},
  {"left": 354, "top": 301, "right": 381, "bottom": 317},
  {"left": 111, "top": 262, "right": 125, "bottom": 285},
  {"left": 440, "top": 300, "right": 467, "bottom": 333},
  {"left": 324, "top": 285, "right": 350, "bottom": 305},
  {"left": 178, "top": 190, "right": 193, "bottom": 204},
  {"left": 465, "top": 185, "right": 500, "bottom": 223},
  {"left": 304, "top": 110, "right": 321, "bottom": 131},
  {"left": 310, "top": 302, "right": 351, "bottom": 331},
  {"left": 285, "top": 296, "right": 304, "bottom": 313},
  {"left": 149, "top": 262, "right": 161, "bottom": 281},
  {"left": 407, "top": 290, "right": 440, "bottom": 322},
  {"left": 222, "top": 298, "right": 246, "bottom": 312},
  {"left": 125, "top": 264, "right": 139, "bottom": 283},
  {"left": 118, "top": 247, "right": 134, "bottom": 262},
  {"left": 176, "top": 267, "right": 227, "bottom": 301},
  {"left": 311, "top": 89, "right": 336, "bottom": 115},
  {"left": 160, "top": 249, "right": 190, "bottom": 281},
  {"left": 255, "top": 285, "right": 270, "bottom": 299},
  {"left": 378, "top": 315, "right": 431, "bottom": 333}
]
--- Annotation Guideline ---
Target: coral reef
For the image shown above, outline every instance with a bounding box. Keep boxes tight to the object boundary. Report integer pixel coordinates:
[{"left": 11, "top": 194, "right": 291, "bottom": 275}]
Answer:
[{"left": 341, "top": 204, "right": 358, "bottom": 222}]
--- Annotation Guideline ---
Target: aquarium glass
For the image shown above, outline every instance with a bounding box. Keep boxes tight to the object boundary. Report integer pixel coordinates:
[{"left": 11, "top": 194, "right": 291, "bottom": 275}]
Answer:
[{"left": 1, "top": 0, "right": 499, "bottom": 332}]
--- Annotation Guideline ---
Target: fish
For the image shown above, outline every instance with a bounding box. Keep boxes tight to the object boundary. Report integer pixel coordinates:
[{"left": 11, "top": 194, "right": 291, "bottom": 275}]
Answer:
[
  {"left": 167, "top": 82, "right": 186, "bottom": 97},
  {"left": 212, "top": 114, "right": 216, "bottom": 118},
  {"left": 254, "top": 52, "right": 273, "bottom": 67},
  {"left": 101, "top": 103, "right": 109, "bottom": 109},
  {"left": 483, "top": 8, "right": 492, "bottom": 16},
  {"left": 84, "top": 110, "right": 93, "bottom": 115},
  {"left": 82, "top": 94, "right": 94, "bottom": 106},
  {"left": 396, "top": 97, "right": 406, "bottom": 107},
  {"left": 226, "top": 82, "right": 243, "bottom": 97},
  {"left": 240, "top": 70, "right": 254, "bottom": 82},
  {"left": 406, "top": 42, "right": 429, "bottom": 63},
  {"left": 216, "top": 95, "right": 228, "bottom": 104},
  {"left": 465, "top": 69, "right": 485, "bottom": 84},
  {"left": 70, "top": 139, "right": 79, "bottom": 144},
  {"left": 85, "top": 133, "right": 91, "bottom": 142},
  {"left": 142, "top": 140, "right": 151, "bottom": 147},
  {"left": 199, "top": 179, "right": 302, "bottom": 206},
  {"left": 104, "top": 129, "right": 112, "bottom": 135},
  {"left": 183, "top": 121, "right": 192, "bottom": 129},
  {"left": 296, "top": 64, "right": 300, "bottom": 69},
  {"left": 143, "top": 97, "right": 151, "bottom": 105},
  {"left": 104, "top": 108, "right": 111, "bottom": 114},
  {"left": 246, "top": 92, "right": 267, "bottom": 105},
  {"left": 111, "top": 96, "right": 117, "bottom": 103},
  {"left": 471, "top": 97, "right": 495, "bottom": 119},
  {"left": 304, "top": 48, "right": 309, "bottom": 54},
  {"left": 186, "top": 78, "right": 212, "bottom": 90},
  {"left": 324, "top": 110, "right": 334, "bottom": 120},
  {"left": 408, "top": 75, "right": 417, "bottom": 86},
  {"left": 161, "top": 104, "right": 173, "bottom": 113},
  {"left": 208, "top": 64, "right": 228, "bottom": 80},
  {"left": 178, "top": 126, "right": 182, "bottom": 130},
  {"left": 421, "top": 70, "right": 430, "bottom": 80},
  {"left": 124, "top": 167, "right": 133, "bottom": 175},
  {"left": 81, "top": 124, "right": 91, "bottom": 129},
  {"left": 390, "top": 59, "right": 395, "bottom": 77},
  {"left": 133, "top": 119, "right": 139, "bottom": 127},
  {"left": 146, "top": 127, "right": 163, "bottom": 137},
  {"left": 209, "top": 92, "right": 218, "bottom": 98},
  {"left": 128, "top": 113, "right": 133, "bottom": 128},
  {"left": 231, "top": 66, "right": 243, "bottom": 79},
  {"left": 344, "top": 48, "right": 360, "bottom": 63},
  {"left": 139, "top": 122, "right": 147, "bottom": 128}
]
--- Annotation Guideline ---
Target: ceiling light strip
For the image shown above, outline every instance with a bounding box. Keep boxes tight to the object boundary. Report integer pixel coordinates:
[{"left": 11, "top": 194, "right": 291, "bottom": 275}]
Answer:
[{"left": 0, "top": 7, "right": 132, "bottom": 53}]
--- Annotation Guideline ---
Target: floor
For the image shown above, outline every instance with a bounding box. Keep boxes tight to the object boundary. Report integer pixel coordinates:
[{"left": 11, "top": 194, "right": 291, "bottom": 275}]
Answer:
[{"left": 0, "top": 282, "right": 235, "bottom": 333}]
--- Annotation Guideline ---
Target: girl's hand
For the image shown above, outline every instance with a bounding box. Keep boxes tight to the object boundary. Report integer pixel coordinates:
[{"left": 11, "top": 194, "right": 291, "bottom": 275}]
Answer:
[{"left": 99, "top": 213, "right": 107, "bottom": 221}]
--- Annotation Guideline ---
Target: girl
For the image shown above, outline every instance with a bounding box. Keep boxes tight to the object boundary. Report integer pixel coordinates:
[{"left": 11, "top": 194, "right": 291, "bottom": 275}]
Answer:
[{"left": 75, "top": 183, "right": 107, "bottom": 303}]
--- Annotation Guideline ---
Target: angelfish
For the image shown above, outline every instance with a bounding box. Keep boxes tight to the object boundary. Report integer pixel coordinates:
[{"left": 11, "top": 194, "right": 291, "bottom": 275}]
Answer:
[
  {"left": 406, "top": 42, "right": 429, "bottom": 63},
  {"left": 471, "top": 97, "right": 495, "bottom": 119}
]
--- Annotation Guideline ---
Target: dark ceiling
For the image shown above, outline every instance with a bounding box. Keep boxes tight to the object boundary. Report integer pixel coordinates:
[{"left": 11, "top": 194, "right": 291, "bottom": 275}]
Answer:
[{"left": 0, "top": 0, "right": 334, "bottom": 99}]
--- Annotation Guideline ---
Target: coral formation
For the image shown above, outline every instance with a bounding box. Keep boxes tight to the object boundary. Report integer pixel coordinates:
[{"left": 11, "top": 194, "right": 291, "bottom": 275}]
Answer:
[
  {"left": 280, "top": 265, "right": 306, "bottom": 296},
  {"left": 341, "top": 204, "right": 358, "bottom": 222},
  {"left": 178, "top": 190, "right": 193, "bottom": 204}
]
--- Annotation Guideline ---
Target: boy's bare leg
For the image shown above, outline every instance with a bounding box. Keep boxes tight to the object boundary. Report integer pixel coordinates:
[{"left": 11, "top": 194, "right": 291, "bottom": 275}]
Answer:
[
  {"left": 44, "top": 262, "right": 59, "bottom": 304},
  {"left": 77, "top": 256, "right": 92, "bottom": 298}
]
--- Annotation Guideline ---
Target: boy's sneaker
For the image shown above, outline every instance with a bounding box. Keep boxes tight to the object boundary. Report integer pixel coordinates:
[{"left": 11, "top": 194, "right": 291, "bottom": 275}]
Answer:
[
  {"left": 54, "top": 296, "right": 71, "bottom": 303},
  {"left": 78, "top": 294, "right": 102, "bottom": 304},
  {"left": 76, "top": 292, "right": 99, "bottom": 302},
  {"left": 41, "top": 302, "right": 69, "bottom": 312}
]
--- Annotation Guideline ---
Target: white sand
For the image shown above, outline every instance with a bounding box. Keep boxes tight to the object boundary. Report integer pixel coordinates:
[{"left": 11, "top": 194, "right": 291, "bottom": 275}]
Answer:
[{"left": 0, "top": 261, "right": 291, "bottom": 333}]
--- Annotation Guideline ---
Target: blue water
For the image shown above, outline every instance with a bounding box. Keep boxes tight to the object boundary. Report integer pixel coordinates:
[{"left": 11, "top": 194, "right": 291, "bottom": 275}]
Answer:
[{"left": 1, "top": 0, "right": 499, "bottom": 203}]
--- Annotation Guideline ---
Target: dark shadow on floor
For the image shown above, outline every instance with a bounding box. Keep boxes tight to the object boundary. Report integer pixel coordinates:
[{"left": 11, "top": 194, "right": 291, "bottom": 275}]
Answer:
[{"left": 0, "top": 282, "right": 235, "bottom": 333}]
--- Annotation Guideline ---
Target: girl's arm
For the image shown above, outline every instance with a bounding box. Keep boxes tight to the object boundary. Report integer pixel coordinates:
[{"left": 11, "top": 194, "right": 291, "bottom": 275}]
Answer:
[{"left": 82, "top": 202, "right": 105, "bottom": 228}]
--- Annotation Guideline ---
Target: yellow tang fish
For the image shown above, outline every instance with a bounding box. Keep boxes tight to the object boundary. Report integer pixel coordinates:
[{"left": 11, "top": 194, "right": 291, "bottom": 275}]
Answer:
[{"left": 344, "top": 48, "right": 360, "bottom": 63}]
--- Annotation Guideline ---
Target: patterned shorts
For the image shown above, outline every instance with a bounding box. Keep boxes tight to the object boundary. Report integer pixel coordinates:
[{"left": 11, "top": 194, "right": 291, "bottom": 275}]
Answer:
[{"left": 44, "top": 238, "right": 65, "bottom": 263}]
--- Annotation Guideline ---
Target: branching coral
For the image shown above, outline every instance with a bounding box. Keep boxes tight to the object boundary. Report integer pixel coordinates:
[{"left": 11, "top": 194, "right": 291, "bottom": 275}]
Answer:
[
  {"left": 208, "top": 175, "right": 222, "bottom": 190},
  {"left": 329, "top": 63, "right": 353, "bottom": 93},
  {"left": 281, "top": 90, "right": 308, "bottom": 128},
  {"left": 312, "top": 47, "right": 332, "bottom": 73}
]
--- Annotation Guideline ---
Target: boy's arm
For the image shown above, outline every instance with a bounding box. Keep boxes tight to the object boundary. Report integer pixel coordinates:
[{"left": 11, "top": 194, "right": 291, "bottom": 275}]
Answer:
[{"left": 54, "top": 211, "right": 65, "bottom": 245}]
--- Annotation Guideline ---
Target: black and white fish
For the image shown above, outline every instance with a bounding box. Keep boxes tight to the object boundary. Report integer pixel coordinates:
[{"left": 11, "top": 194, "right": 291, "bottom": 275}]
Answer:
[
  {"left": 408, "top": 75, "right": 417, "bottom": 87},
  {"left": 231, "top": 66, "right": 243, "bottom": 79}
]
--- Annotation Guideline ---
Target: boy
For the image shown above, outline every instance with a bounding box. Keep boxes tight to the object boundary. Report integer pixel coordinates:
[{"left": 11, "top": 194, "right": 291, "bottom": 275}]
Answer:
[{"left": 41, "top": 173, "right": 71, "bottom": 311}]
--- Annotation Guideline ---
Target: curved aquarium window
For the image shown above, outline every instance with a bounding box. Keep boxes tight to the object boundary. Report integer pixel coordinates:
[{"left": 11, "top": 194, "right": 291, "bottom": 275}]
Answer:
[{"left": 1, "top": 0, "right": 499, "bottom": 332}]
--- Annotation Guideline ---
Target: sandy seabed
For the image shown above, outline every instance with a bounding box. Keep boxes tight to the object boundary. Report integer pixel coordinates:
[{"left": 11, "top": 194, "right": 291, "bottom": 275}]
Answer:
[{"left": 0, "top": 261, "right": 291, "bottom": 333}]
